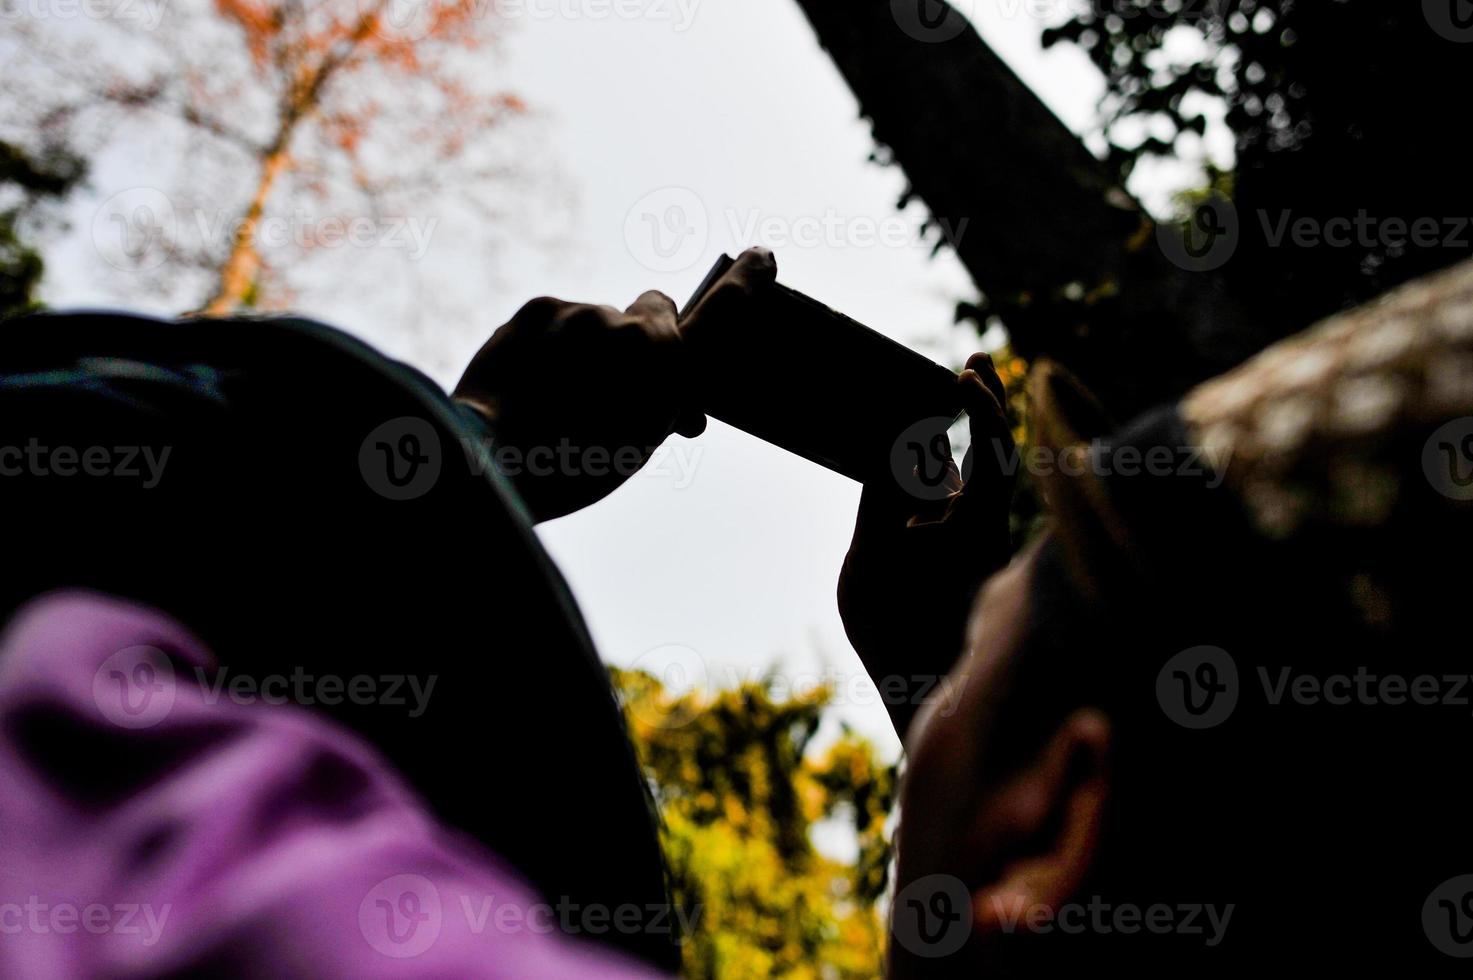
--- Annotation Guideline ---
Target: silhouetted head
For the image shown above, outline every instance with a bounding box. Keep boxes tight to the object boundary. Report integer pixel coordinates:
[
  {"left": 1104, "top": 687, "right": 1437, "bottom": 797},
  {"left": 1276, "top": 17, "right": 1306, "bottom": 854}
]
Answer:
[
  {"left": 891, "top": 259, "right": 1473, "bottom": 975},
  {"left": 0, "top": 310, "right": 679, "bottom": 971}
]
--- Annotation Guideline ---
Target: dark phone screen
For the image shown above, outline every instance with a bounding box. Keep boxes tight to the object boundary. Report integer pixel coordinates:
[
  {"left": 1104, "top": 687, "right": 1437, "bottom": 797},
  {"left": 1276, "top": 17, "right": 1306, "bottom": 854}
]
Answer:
[{"left": 679, "top": 254, "right": 963, "bottom": 485}]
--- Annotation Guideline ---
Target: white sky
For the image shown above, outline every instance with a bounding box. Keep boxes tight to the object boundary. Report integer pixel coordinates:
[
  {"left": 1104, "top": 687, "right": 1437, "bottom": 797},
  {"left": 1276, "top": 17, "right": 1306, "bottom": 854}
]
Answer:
[
  {"left": 494, "top": 1, "right": 1114, "bottom": 759},
  {"left": 31, "top": 0, "right": 1229, "bottom": 757}
]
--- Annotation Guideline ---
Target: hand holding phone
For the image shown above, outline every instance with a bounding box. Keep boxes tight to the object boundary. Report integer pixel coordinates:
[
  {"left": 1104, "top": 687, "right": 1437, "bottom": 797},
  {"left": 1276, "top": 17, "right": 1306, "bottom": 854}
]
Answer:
[{"left": 679, "top": 251, "right": 966, "bottom": 489}]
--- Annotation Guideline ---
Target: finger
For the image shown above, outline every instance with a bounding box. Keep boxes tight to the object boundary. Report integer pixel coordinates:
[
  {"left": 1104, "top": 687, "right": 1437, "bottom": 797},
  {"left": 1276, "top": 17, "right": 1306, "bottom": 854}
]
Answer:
[
  {"left": 941, "top": 458, "right": 964, "bottom": 495},
  {"left": 628, "top": 292, "right": 704, "bottom": 437},
  {"left": 959, "top": 369, "right": 1007, "bottom": 446},
  {"left": 672, "top": 251, "right": 774, "bottom": 436},
  {"left": 626, "top": 290, "right": 678, "bottom": 336},
  {"left": 554, "top": 303, "right": 622, "bottom": 335},
  {"left": 512, "top": 295, "right": 574, "bottom": 327},
  {"left": 960, "top": 366, "right": 1007, "bottom": 442},
  {"left": 966, "top": 351, "right": 1008, "bottom": 415},
  {"left": 682, "top": 248, "right": 777, "bottom": 333},
  {"left": 724, "top": 246, "right": 778, "bottom": 292},
  {"left": 957, "top": 368, "right": 1014, "bottom": 497}
]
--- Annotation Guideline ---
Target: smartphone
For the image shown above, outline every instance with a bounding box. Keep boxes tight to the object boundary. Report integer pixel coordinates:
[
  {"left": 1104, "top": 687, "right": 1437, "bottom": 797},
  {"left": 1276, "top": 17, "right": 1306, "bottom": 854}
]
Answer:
[{"left": 678, "top": 254, "right": 964, "bottom": 487}]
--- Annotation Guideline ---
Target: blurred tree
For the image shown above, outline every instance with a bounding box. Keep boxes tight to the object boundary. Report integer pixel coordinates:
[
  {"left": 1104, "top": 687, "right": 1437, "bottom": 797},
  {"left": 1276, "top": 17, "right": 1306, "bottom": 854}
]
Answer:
[
  {"left": 612, "top": 667, "right": 896, "bottom": 979},
  {"left": 6, "top": 0, "right": 527, "bottom": 319},
  {"left": 0, "top": 141, "right": 84, "bottom": 317}
]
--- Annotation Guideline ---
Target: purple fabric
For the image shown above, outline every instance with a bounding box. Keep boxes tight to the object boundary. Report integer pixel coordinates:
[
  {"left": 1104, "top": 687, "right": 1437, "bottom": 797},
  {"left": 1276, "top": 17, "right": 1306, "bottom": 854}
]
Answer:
[{"left": 0, "top": 591, "right": 666, "bottom": 979}]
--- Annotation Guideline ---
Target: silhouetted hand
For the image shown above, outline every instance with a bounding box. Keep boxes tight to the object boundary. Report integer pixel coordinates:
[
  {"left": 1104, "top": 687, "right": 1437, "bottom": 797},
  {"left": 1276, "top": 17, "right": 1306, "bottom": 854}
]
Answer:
[
  {"left": 837, "top": 352, "right": 1016, "bottom": 737},
  {"left": 454, "top": 248, "right": 776, "bottom": 522},
  {"left": 454, "top": 290, "right": 702, "bottom": 522},
  {"left": 676, "top": 246, "right": 778, "bottom": 349}
]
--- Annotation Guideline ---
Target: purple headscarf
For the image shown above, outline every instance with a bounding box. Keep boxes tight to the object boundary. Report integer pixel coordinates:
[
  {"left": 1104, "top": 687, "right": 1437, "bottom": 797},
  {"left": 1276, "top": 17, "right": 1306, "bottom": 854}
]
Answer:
[{"left": 0, "top": 591, "right": 666, "bottom": 978}]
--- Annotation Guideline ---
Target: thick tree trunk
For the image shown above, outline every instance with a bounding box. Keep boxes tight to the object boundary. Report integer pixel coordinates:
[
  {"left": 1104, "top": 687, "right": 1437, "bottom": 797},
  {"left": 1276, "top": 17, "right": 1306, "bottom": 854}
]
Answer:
[
  {"left": 195, "top": 13, "right": 369, "bottom": 317},
  {"left": 200, "top": 133, "right": 292, "bottom": 316},
  {"left": 792, "top": 0, "right": 1266, "bottom": 415}
]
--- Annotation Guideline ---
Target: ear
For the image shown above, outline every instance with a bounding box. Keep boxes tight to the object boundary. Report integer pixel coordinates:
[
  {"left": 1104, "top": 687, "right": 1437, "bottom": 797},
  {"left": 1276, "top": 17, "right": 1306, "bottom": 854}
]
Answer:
[
  {"left": 970, "top": 709, "right": 1112, "bottom": 935},
  {"left": 1028, "top": 361, "right": 1134, "bottom": 601}
]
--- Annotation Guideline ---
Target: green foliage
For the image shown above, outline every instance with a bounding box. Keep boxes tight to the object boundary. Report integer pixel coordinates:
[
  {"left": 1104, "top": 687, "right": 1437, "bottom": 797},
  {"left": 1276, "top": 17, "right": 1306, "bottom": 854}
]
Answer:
[
  {"left": 612, "top": 667, "right": 896, "bottom": 979},
  {"left": 0, "top": 141, "right": 84, "bottom": 318},
  {"left": 0, "top": 212, "right": 45, "bottom": 318}
]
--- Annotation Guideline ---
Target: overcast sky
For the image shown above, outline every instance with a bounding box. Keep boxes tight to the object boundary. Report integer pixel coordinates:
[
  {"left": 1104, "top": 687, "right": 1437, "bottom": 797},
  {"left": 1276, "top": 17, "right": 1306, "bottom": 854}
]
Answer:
[
  {"left": 33, "top": 0, "right": 1228, "bottom": 756},
  {"left": 492, "top": 1, "right": 1129, "bottom": 758}
]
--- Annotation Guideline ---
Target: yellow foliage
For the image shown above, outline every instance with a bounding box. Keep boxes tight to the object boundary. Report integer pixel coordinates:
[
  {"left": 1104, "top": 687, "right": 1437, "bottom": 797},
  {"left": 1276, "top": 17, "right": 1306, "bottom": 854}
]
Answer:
[{"left": 612, "top": 669, "right": 896, "bottom": 979}]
